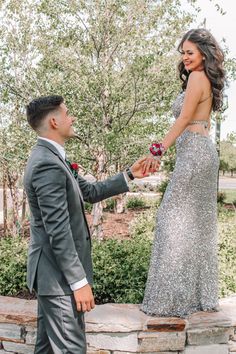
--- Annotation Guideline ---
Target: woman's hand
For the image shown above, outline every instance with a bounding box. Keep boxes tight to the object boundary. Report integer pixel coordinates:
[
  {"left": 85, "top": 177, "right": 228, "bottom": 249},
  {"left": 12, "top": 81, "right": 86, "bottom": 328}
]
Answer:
[
  {"left": 141, "top": 154, "right": 161, "bottom": 176},
  {"left": 130, "top": 156, "right": 161, "bottom": 178}
]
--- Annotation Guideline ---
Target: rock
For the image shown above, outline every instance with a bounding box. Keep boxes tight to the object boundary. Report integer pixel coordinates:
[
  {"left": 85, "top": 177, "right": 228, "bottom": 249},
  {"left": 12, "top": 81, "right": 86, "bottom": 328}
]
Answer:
[
  {"left": 187, "top": 326, "right": 233, "bottom": 345},
  {"left": 229, "top": 340, "right": 236, "bottom": 352},
  {"left": 85, "top": 304, "right": 147, "bottom": 332},
  {"left": 145, "top": 317, "right": 187, "bottom": 332},
  {"left": 0, "top": 296, "right": 37, "bottom": 326},
  {"left": 187, "top": 310, "right": 232, "bottom": 329},
  {"left": 113, "top": 352, "right": 178, "bottom": 354},
  {"left": 86, "top": 332, "right": 138, "bottom": 352},
  {"left": 220, "top": 296, "right": 236, "bottom": 327},
  {"left": 87, "top": 349, "right": 111, "bottom": 354},
  {"left": 184, "top": 344, "right": 228, "bottom": 354},
  {"left": 25, "top": 326, "right": 37, "bottom": 345},
  {"left": 138, "top": 331, "right": 186, "bottom": 352},
  {"left": 0, "top": 323, "right": 24, "bottom": 342},
  {"left": 2, "top": 342, "right": 35, "bottom": 354}
]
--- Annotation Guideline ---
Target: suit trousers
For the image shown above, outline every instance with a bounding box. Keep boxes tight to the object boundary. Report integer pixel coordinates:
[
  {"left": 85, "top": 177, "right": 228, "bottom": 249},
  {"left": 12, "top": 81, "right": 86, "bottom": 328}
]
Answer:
[{"left": 35, "top": 294, "right": 86, "bottom": 354}]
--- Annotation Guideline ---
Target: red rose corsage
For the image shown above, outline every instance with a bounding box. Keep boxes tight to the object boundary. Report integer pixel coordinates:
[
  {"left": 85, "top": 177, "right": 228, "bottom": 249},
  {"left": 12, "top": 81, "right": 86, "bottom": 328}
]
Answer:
[{"left": 149, "top": 143, "right": 165, "bottom": 158}]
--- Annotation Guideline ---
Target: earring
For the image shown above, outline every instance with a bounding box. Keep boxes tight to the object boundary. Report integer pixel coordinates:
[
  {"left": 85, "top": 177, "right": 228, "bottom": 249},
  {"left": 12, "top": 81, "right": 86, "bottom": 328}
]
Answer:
[{"left": 203, "top": 57, "right": 206, "bottom": 60}]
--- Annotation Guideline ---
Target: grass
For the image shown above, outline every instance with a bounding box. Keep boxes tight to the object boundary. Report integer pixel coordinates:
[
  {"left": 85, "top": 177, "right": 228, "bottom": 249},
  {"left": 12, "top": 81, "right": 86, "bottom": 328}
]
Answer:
[{"left": 220, "top": 189, "right": 236, "bottom": 204}]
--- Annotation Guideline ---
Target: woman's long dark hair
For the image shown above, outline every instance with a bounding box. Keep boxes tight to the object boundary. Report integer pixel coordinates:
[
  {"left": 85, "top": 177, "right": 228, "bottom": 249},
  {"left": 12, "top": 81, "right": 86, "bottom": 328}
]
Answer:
[{"left": 177, "top": 29, "right": 225, "bottom": 112}]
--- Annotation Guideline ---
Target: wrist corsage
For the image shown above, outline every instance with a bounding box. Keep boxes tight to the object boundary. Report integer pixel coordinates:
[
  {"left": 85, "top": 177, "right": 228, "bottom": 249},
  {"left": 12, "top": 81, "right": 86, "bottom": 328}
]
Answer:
[{"left": 149, "top": 142, "right": 165, "bottom": 159}]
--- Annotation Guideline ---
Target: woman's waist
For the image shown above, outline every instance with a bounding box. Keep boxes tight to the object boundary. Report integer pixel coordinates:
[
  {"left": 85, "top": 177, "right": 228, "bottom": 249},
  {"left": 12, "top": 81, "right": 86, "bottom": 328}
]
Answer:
[{"left": 176, "top": 130, "right": 214, "bottom": 149}]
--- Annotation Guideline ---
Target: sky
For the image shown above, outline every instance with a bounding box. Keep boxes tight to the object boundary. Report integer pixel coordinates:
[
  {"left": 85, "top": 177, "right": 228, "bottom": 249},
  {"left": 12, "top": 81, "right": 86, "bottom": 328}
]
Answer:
[{"left": 183, "top": 0, "right": 236, "bottom": 140}]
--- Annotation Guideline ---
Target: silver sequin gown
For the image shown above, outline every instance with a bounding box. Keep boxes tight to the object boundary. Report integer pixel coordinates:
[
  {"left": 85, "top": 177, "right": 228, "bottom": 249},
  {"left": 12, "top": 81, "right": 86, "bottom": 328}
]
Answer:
[{"left": 141, "top": 92, "right": 219, "bottom": 317}]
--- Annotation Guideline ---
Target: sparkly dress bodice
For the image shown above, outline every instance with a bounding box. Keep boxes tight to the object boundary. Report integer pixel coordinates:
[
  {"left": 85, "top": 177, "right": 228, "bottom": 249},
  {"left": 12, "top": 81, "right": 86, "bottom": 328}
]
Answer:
[
  {"left": 172, "top": 91, "right": 185, "bottom": 119},
  {"left": 172, "top": 91, "right": 209, "bottom": 129}
]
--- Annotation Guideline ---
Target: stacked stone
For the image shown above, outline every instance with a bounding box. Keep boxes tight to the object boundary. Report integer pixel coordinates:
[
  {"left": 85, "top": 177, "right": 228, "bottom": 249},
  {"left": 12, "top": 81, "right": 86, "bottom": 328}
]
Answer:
[
  {"left": 0, "top": 297, "right": 36, "bottom": 353},
  {"left": 0, "top": 296, "right": 235, "bottom": 354}
]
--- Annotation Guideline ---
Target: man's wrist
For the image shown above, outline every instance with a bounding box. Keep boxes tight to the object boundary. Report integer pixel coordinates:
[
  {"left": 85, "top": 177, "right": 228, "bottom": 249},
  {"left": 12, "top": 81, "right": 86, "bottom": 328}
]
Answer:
[
  {"left": 125, "top": 167, "right": 135, "bottom": 180},
  {"left": 70, "top": 278, "right": 88, "bottom": 291}
]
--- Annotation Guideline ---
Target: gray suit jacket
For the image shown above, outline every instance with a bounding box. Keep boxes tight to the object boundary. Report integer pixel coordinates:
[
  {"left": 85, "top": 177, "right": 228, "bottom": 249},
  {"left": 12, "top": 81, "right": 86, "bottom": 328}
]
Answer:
[{"left": 23, "top": 139, "right": 129, "bottom": 296}]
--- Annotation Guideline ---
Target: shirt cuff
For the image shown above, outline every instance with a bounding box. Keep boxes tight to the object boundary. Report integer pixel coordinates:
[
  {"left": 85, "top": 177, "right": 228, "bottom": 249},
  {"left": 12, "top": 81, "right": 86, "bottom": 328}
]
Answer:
[
  {"left": 123, "top": 171, "right": 131, "bottom": 185},
  {"left": 70, "top": 278, "right": 88, "bottom": 291}
]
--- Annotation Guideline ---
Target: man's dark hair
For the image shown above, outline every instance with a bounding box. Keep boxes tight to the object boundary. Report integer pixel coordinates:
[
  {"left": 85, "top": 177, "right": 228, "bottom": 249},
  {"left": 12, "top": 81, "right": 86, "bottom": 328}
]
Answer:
[{"left": 26, "top": 95, "right": 64, "bottom": 131}]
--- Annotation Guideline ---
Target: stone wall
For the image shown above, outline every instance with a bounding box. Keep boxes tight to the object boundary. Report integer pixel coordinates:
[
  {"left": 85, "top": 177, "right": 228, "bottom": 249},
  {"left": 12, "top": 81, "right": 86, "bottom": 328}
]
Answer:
[{"left": 0, "top": 295, "right": 235, "bottom": 354}]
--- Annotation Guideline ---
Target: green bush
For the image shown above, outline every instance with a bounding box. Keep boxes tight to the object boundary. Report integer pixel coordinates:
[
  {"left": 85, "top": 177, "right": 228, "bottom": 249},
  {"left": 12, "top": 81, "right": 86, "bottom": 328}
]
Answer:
[
  {"left": 103, "top": 198, "right": 116, "bottom": 212},
  {"left": 157, "top": 178, "right": 169, "bottom": 201},
  {"left": 126, "top": 196, "right": 146, "bottom": 210},
  {"left": 217, "top": 191, "right": 226, "bottom": 204},
  {"left": 84, "top": 202, "right": 93, "bottom": 213},
  {"left": 0, "top": 208, "right": 235, "bottom": 303},
  {"left": 0, "top": 237, "right": 28, "bottom": 295},
  {"left": 218, "top": 209, "right": 236, "bottom": 297},
  {"left": 92, "top": 234, "right": 152, "bottom": 304}
]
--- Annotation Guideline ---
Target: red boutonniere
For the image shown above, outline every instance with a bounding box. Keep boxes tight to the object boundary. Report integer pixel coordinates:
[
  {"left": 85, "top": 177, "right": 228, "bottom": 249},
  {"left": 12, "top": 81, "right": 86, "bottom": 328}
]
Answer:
[
  {"left": 70, "top": 163, "right": 79, "bottom": 171},
  {"left": 70, "top": 162, "right": 79, "bottom": 178},
  {"left": 66, "top": 160, "right": 79, "bottom": 178}
]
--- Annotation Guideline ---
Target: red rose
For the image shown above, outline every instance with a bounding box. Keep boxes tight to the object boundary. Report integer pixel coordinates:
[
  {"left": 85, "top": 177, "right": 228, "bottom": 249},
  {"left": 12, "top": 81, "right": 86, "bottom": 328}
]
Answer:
[{"left": 70, "top": 163, "right": 79, "bottom": 171}]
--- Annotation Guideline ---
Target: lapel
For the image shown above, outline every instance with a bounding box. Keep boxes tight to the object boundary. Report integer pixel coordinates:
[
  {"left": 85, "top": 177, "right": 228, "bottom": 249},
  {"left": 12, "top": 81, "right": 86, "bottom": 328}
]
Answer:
[{"left": 36, "top": 139, "right": 84, "bottom": 202}]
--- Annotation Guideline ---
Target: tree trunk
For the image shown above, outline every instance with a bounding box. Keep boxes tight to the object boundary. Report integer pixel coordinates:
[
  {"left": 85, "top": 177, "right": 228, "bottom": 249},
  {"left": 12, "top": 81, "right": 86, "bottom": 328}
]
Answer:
[
  {"left": 91, "top": 202, "right": 103, "bottom": 240},
  {"left": 3, "top": 168, "right": 8, "bottom": 236},
  {"left": 7, "top": 172, "right": 20, "bottom": 236},
  {"left": 21, "top": 189, "right": 27, "bottom": 236},
  {"left": 91, "top": 149, "right": 107, "bottom": 240},
  {"left": 114, "top": 193, "right": 127, "bottom": 214}
]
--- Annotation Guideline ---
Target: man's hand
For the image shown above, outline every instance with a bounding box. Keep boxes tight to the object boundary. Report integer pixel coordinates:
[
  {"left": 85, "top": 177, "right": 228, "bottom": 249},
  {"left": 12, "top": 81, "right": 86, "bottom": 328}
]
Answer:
[
  {"left": 130, "top": 156, "right": 161, "bottom": 179},
  {"left": 141, "top": 154, "right": 161, "bottom": 176},
  {"left": 73, "top": 284, "right": 95, "bottom": 313}
]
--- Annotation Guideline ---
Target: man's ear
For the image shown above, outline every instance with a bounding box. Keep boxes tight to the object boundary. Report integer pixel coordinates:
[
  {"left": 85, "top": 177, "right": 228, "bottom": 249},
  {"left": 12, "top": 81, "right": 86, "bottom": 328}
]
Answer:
[{"left": 49, "top": 115, "right": 58, "bottom": 130}]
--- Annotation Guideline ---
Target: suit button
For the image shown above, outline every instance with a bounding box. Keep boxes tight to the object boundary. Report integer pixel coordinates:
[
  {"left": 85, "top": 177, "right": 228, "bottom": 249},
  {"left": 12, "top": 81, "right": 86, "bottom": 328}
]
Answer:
[{"left": 86, "top": 236, "right": 90, "bottom": 240}]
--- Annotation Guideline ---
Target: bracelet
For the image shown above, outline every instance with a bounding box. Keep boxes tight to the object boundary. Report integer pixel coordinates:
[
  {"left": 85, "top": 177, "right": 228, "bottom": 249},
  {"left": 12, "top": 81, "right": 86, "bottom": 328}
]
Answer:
[
  {"left": 149, "top": 142, "right": 165, "bottom": 157},
  {"left": 125, "top": 167, "right": 135, "bottom": 180}
]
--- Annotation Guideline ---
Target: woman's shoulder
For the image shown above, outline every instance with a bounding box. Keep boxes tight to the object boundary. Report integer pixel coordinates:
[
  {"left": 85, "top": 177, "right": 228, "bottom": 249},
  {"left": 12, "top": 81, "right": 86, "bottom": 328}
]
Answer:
[
  {"left": 189, "top": 70, "right": 209, "bottom": 82},
  {"left": 188, "top": 71, "right": 211, "bottom": 89}
]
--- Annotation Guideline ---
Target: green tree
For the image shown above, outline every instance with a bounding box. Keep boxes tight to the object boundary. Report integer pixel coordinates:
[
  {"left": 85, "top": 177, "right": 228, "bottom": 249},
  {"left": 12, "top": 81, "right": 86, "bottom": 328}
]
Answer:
[
  {"left": 1, "top": 0, "right": 236, "bottom": 238},
  {"left": 220, "top": 140, "right": 236, "bottom": 176}
]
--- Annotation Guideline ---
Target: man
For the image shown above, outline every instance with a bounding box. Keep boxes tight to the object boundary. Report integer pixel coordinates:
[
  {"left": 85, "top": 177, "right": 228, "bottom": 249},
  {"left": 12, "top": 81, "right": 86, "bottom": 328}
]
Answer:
[{"left": 24, "top": 95, "right": 159, "bottom": 353}]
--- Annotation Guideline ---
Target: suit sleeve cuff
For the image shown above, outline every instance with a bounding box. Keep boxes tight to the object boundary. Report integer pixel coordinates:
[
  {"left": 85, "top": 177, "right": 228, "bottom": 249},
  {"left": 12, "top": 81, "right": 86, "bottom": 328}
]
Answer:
[
  {"left": 70, "top": 278, "right": 88, "bottom": 291},
  {"left": 123, "top": 171, "right": 131, "bottom": 185}
]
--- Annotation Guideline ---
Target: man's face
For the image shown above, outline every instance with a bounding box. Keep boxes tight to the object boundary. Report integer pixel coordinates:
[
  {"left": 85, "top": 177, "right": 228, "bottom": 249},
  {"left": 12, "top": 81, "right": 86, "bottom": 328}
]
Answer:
[{"left": 56, "top": 103, "right": 76, "bottom": 139}]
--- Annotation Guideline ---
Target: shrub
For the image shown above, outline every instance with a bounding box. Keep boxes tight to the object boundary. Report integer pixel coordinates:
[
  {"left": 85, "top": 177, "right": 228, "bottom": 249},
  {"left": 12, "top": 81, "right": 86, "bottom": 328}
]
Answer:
[
  {"left": 218, "top": 209, "right": 236, "bottom": 297},
  {"left": 0, "top": 237, "right": 28, "bottom": 295},
  {"left": 84, "top": 202, "right": 93, "bottom": 213},
  {"left": 92, "top": 234, "right": 152, "bottom": 304},
  {"left": 217, "top": 191, "right": 226, "bottom": 204},
  {"left": 103, "top": 198, "right": 116, "bottom": 212},
  {"left": 126, "top": 196, "right": 146, "bottom": 209},
  {"left": 157, "top": 178, "right": 169, "bottom": 201},
  {"left": 0, "top": 208, "right": 235, "bottom": 303}
]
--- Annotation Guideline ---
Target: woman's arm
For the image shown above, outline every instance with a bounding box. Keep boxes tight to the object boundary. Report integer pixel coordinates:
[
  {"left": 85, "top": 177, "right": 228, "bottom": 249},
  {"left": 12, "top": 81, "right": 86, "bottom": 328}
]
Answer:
[{"left": 142, "top": 71, "right": 205, "bottom": 174}]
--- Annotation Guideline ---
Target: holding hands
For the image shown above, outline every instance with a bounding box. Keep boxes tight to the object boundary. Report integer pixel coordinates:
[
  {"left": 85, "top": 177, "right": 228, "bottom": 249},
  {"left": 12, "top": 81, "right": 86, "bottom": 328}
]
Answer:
[
  {"left": 130, "top": 155, "right": 161, "bottom": 179},
  {"left": 130, "top": 142, "right": 165, "bottom": 178}
]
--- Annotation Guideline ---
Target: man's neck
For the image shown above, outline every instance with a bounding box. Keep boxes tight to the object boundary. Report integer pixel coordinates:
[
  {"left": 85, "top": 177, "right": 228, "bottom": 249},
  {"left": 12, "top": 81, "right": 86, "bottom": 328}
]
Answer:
[{"left": 38, "top": 134, "right": 65, "bottom": 147}]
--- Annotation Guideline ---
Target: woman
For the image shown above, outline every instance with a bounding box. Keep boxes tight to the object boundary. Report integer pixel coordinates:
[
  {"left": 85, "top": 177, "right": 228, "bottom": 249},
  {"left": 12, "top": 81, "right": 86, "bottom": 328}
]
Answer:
[{"left": 141, "top": 28, "right": 225, "bottom": 317}]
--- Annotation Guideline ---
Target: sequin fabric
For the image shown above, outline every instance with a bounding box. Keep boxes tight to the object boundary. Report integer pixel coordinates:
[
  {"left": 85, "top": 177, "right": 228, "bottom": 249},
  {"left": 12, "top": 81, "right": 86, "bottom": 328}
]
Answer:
[{"left": 141, "top": 92, "right": 219, "bottom": 318}]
